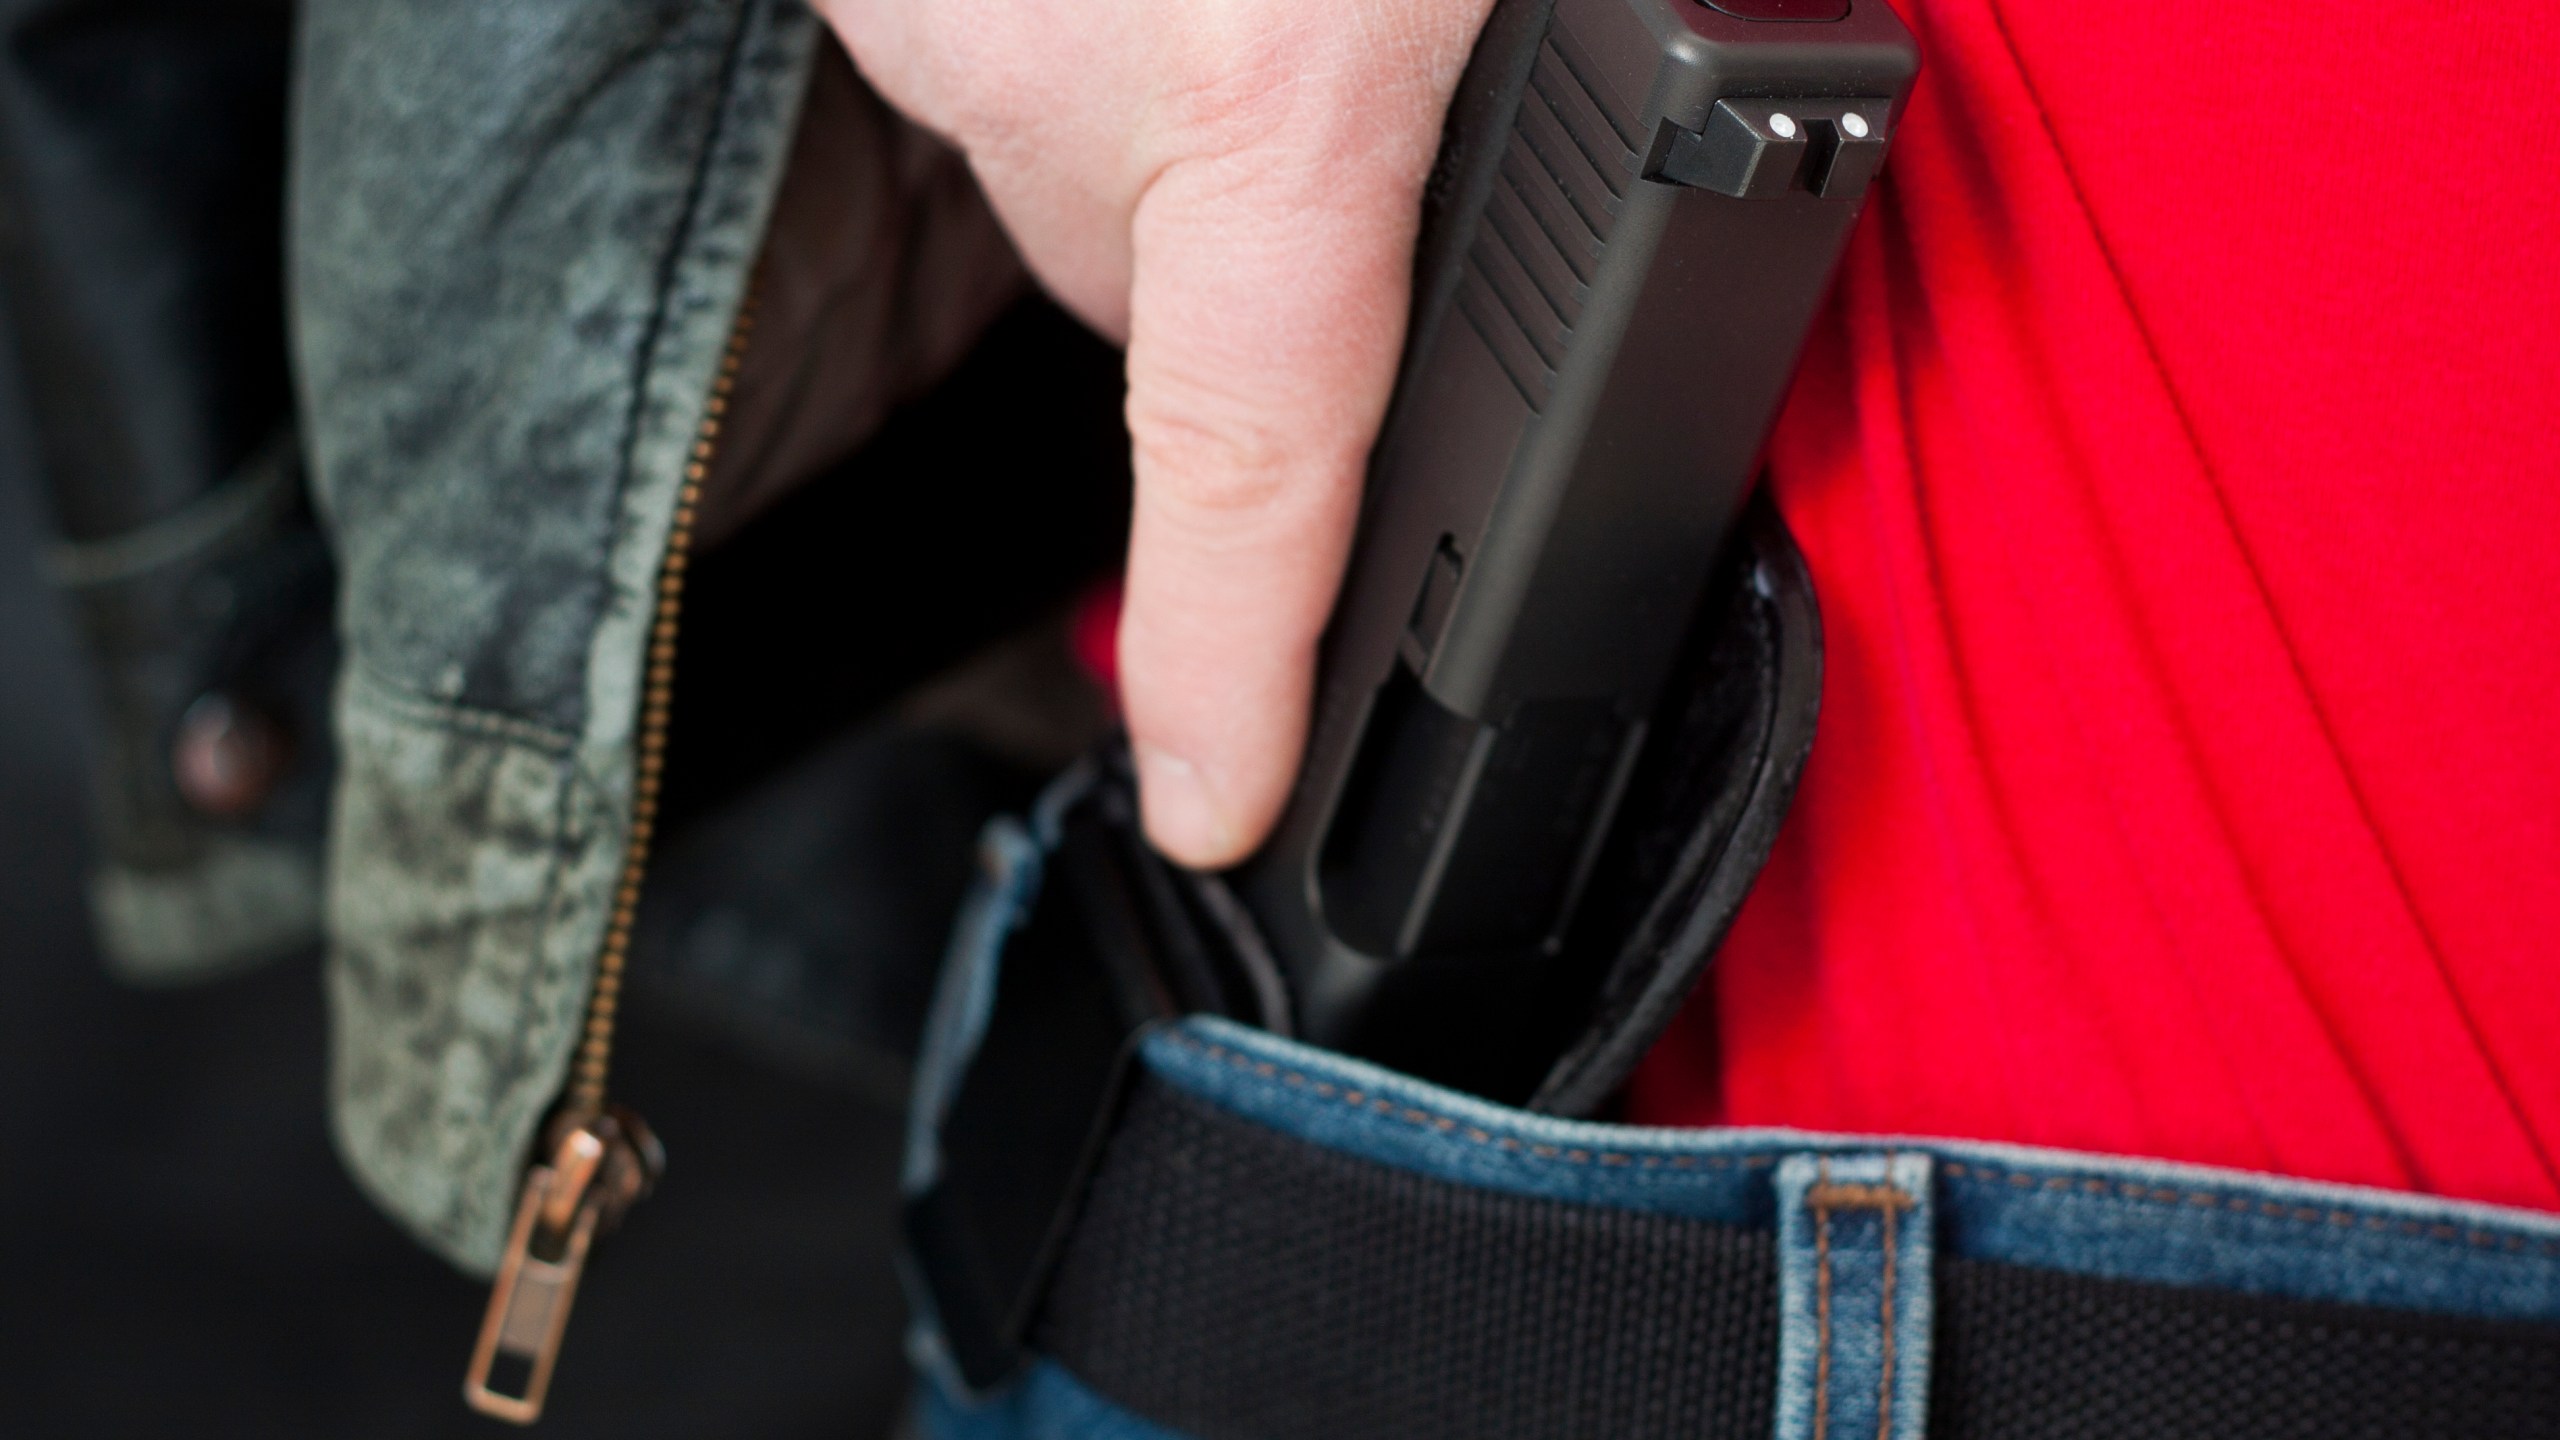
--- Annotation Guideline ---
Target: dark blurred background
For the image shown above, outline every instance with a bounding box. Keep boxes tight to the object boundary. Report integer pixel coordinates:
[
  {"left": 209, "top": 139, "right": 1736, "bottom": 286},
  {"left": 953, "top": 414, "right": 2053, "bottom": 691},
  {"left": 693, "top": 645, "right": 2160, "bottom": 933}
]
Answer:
[{"left": 0, "top": 339, "right": 918, "bottom": 1436}]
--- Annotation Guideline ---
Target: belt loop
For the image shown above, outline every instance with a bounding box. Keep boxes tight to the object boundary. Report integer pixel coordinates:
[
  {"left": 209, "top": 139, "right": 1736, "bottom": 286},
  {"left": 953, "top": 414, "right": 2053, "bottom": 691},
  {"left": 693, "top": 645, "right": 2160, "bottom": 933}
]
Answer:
[{"left": 1773, "top": 1150, "right": 1935, "bottom": 1440}]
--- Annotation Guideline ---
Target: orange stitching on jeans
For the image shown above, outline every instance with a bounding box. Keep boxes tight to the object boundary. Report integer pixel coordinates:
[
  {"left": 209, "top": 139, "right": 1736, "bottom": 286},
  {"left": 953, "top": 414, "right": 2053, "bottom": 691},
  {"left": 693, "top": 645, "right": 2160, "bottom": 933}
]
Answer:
[
  {"left": 1876, "top": 1155, "right": 1899, "bottom": 1440},
  {"left": 1168, "top": 1033, "right": 1775, "bottom": 1174},
  {"left": 1935, "top": 1160, "right": 2560, "bottom": 1259},
  {"left": 1804, "top": 1183, "right": 1914, "bottom": 1211},
  {"left": 1813, "top": 1157, "right": 1835, "bottom": 1440},
  {"left": 1803, "top": 1165, "right": 1913, "bottom": 1440},
  {"left": 1172, "top": 1035, "right": 2560, "bottom": 1264}
]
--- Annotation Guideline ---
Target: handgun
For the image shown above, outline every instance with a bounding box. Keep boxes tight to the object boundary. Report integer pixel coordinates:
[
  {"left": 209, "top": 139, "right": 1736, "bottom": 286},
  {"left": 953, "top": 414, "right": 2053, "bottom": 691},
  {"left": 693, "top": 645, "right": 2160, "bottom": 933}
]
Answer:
[{"left": 1234, "top": 0, "right": 1917, "bottom": 1091}]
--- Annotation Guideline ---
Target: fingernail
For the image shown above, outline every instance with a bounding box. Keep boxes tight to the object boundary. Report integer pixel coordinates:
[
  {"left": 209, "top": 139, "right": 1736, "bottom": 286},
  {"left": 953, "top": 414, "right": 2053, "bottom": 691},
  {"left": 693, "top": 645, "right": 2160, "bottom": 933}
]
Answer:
[{"left": 1132, "top": 742, "right": 1241, "bottom": 868}]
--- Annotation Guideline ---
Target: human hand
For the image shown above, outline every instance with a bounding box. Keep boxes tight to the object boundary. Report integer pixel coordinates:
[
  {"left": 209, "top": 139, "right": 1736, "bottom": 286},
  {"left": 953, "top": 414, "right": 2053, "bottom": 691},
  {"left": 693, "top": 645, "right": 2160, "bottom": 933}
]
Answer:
[{"left": 815, "top": 0, "right": 1498, "bottom": 867}]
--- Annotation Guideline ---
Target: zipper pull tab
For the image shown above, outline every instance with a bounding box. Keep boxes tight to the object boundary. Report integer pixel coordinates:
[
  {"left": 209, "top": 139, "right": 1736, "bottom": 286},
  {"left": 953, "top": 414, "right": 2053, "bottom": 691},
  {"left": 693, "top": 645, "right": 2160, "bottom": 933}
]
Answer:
[{"left": 463, "top": 1110, "right": 663, "bottom": 1424}]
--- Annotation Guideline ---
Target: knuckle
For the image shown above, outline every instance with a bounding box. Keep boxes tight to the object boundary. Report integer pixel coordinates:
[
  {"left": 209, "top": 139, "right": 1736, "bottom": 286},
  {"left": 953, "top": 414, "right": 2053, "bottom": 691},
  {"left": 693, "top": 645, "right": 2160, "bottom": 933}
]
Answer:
[
  {"left": 1129, "top": 399, "right": 1302, "bottom": 519},
  {"left": 1152, "top": 33, "right": 1307, "bottom": 148}
]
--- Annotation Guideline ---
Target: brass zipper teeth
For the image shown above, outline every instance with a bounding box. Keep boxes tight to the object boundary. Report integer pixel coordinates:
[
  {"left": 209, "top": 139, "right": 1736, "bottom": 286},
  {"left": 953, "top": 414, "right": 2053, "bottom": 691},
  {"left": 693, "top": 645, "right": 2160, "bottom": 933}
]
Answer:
[{"left": 561, "top": 292, "right": 758, "bottom": 1120}]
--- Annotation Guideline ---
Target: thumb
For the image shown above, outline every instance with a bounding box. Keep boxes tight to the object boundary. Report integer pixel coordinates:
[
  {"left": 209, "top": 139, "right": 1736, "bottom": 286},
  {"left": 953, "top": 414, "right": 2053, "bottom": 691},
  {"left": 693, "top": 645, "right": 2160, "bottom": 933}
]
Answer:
[{"left": 1114, "top": 147, "right": 1421, "bottom": 868}]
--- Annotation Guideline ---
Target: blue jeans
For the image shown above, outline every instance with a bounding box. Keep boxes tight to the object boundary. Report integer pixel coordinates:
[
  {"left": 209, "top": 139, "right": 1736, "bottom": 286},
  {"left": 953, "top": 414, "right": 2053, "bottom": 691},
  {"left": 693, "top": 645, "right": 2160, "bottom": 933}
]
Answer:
[{"left": 908, "top": 785, "right": 2560, "bottom": 1440}]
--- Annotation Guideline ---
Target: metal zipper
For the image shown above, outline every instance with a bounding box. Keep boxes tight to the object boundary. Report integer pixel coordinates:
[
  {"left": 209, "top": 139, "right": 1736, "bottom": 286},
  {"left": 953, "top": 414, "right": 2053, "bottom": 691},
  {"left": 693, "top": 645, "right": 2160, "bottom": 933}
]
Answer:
[{"left": 463, "top": 291, "right": 758, "bottom": 1425}]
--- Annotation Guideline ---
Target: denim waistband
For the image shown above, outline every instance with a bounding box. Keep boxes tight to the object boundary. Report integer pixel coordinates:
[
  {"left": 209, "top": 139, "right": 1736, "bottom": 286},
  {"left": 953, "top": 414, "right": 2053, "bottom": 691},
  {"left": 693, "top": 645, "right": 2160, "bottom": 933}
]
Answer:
[
  {"left": 1151, "top": 1017, "right": 2560, "bottom": 1323},
  {"left": 912, "top": 781, "right": 2560, "bottom": 1440},
  {"left": 927, "top": 1011, "right": 2560, "bottom": 1440}
]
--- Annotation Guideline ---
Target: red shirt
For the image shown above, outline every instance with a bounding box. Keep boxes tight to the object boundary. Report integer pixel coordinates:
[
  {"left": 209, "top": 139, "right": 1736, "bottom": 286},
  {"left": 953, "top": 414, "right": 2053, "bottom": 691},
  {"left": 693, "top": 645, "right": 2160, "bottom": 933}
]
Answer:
[{"left": 1626, "top": 0, "right": 2560, "bottom": 1212}]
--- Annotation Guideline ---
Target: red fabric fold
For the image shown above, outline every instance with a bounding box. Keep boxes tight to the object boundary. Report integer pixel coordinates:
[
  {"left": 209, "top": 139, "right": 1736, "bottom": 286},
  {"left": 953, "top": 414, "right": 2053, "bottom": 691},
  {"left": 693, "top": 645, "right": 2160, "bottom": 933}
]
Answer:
[{"left": 1630, "top": 0, "right": 2560, "bottom": 1212}]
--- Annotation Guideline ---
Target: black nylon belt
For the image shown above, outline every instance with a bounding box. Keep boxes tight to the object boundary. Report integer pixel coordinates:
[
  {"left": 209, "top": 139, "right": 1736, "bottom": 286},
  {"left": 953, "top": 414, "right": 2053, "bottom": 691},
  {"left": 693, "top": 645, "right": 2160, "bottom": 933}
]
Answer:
[{"left": 1032, "top": 1078, "right": 2560, "bottom": 1440}]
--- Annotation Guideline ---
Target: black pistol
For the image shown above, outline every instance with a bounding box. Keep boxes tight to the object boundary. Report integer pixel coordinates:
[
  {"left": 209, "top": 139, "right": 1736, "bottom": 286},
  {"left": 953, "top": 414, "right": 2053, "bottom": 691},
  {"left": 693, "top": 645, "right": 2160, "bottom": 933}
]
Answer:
[{"left": 1234, "top": 0, "right": 1917, "bottom": 1093}]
